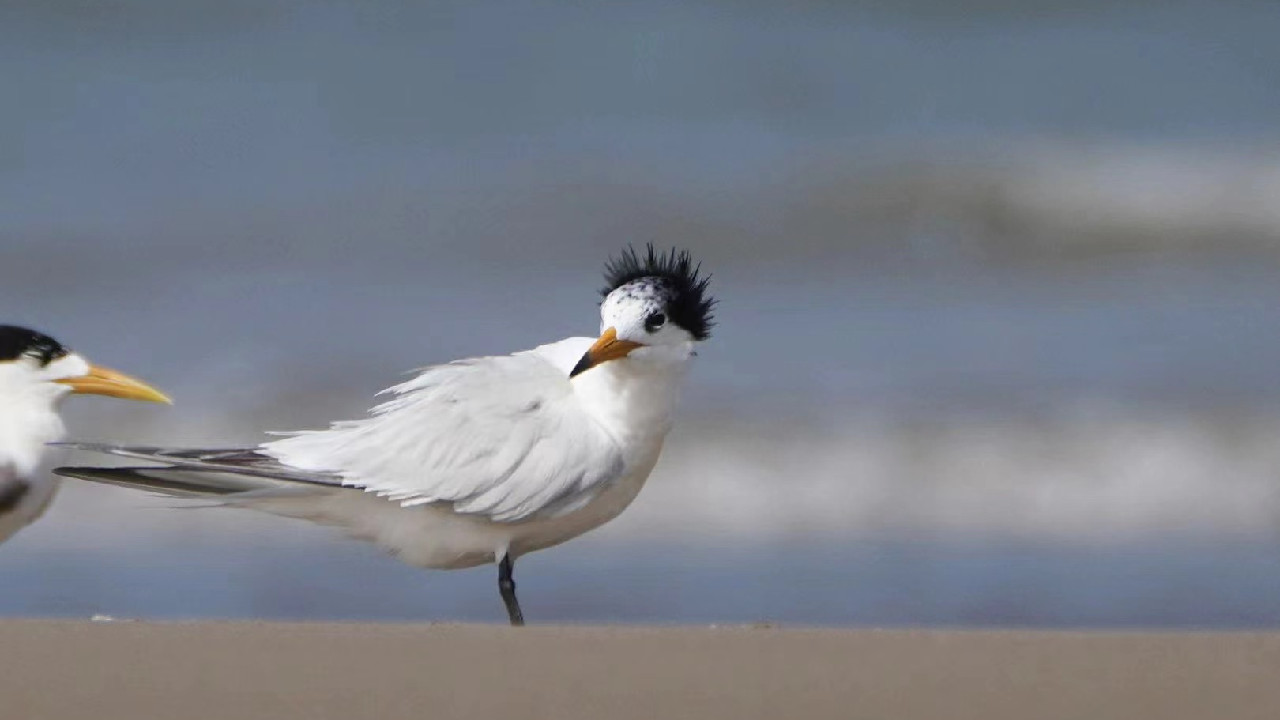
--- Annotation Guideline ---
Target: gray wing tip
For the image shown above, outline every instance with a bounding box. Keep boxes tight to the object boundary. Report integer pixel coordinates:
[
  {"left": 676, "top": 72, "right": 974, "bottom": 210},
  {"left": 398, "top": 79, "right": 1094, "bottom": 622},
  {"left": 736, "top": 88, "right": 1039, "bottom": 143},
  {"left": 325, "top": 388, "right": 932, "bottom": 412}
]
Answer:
[
  {"left": 49, "top": 441, "right": 118, "bottom": 451},
  {"left": 50, "top": 442, "right": 161, "bottom": 456},
  {"left": 52, "top": 465, "right": 141, "bottom": 480},
  {"left": 51, "top": 465, "right": 236, "bottom": 498}
]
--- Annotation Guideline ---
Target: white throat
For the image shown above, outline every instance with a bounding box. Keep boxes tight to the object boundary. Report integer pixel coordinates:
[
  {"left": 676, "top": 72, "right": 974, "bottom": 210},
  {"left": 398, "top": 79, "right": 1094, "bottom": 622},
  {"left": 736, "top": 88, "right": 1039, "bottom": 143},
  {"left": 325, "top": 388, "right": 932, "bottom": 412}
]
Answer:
[
  {"left": 0, "top": 375, "right": 67, "bottom": 476},
  {"left": 571, "top": 343, "right": 693, "bottom": 457}
]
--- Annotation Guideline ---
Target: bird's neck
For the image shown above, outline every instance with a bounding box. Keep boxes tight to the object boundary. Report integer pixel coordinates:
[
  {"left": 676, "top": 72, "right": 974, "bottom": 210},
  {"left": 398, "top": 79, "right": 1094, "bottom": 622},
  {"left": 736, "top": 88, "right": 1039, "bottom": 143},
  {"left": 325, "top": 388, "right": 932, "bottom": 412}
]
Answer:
[
  {"left": 0, "top": 386, "right": 65, "bottom": 476},
  {"left": 573, "top": 346, "right": 692, "bottom": 454}
]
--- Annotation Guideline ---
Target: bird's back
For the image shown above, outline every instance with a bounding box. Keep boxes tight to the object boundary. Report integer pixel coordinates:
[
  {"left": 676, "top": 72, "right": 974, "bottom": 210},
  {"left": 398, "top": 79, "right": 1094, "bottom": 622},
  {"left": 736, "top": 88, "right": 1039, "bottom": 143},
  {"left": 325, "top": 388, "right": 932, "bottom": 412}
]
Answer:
[{"left": 261, "top": 338, "right": 628, "bottom": 524}]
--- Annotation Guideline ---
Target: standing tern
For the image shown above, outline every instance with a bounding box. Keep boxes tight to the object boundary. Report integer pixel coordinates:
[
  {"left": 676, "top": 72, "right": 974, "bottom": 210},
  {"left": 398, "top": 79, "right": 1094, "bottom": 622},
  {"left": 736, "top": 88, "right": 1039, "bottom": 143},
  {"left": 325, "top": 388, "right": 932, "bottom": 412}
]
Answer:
[
  {"left": 56, "top": 246, "right": 715, "bottom": 625},
  {"left": 0, "top": 325, "right": 170, "bottom": 546}
]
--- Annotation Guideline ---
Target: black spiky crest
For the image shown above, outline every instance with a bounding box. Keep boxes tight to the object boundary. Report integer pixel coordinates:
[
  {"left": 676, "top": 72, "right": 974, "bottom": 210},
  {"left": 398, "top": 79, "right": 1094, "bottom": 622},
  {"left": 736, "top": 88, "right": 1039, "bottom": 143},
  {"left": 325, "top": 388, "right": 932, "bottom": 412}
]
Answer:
[
  {"left": 0, "top": 325, "right": 69, "bottom": 366},
  {"left": 600, "top": 244, "right": 716, "bottom": 340}
]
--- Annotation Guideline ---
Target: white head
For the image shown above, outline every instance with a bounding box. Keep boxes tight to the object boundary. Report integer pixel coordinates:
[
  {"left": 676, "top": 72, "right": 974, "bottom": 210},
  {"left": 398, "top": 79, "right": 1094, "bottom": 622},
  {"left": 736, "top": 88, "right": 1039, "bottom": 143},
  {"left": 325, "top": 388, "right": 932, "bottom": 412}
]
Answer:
[
  {"left": 570, "top": 246, "right": 716, "bottom": 378},
  {"left": 0, "top": 325, "right": 170, "bottom": 475}
]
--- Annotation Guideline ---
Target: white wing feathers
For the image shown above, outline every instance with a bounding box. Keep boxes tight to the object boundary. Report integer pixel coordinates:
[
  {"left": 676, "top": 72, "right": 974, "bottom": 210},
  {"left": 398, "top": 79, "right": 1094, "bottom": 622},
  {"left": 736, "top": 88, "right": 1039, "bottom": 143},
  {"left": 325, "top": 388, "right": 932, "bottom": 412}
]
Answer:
[{"left": 262, "top": 338, "right": 625, "bottom": 523}]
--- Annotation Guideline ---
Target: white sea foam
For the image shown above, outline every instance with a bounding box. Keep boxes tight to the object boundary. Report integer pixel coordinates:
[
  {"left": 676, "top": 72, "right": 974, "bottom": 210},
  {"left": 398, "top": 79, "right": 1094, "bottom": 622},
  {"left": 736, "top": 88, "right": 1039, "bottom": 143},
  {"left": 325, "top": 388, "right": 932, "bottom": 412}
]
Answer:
[{"left": 782, "top": 141, "right": 1280, "bottom": 263}]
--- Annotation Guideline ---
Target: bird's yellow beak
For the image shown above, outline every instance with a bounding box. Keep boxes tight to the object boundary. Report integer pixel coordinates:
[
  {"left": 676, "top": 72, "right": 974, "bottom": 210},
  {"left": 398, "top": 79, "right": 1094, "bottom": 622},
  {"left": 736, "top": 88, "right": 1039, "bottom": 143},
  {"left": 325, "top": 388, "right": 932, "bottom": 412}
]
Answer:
[
  {"left": 570, "top": 327, "right": 643, "bottom": 378},
  {"left": 55, "top": 364, "right": 172, "bottom": 404}
]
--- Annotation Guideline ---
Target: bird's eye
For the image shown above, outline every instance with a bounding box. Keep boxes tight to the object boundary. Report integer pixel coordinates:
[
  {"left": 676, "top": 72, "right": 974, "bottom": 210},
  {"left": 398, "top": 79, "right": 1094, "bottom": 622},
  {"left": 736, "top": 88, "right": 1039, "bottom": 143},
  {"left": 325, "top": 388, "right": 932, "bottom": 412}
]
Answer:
[{"left": 644, "top": 312, "right": 666, "bottom": 332}]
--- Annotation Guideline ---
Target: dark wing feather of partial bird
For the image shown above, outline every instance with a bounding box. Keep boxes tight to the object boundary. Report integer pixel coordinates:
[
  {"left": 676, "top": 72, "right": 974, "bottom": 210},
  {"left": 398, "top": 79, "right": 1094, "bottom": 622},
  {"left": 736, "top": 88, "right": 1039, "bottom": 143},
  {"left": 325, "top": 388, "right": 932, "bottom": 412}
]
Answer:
[{"left": 0, "top": 464, "right": 30, "bottom": 513}]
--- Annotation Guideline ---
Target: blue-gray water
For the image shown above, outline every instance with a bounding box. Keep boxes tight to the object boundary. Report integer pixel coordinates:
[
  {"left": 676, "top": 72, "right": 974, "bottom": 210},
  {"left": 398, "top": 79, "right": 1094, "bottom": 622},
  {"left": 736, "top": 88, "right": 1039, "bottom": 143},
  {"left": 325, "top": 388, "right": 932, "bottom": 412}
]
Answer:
[
  {"left": 3, "top": 0, "right": 1280, "bottom": 626},
  {"left": 7, "top": 539, "right": 1280, "bottom": 628}
]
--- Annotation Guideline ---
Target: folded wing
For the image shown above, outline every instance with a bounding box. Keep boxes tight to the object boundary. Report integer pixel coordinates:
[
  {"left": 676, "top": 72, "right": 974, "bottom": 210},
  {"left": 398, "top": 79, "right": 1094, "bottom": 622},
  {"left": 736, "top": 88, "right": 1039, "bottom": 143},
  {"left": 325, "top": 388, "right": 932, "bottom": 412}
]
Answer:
[
  {"left": 58, "top": 339, "right": 625, "bottom": 525},
  {"left": 265, "top": 340, "right": 624, "bottom": 521}
]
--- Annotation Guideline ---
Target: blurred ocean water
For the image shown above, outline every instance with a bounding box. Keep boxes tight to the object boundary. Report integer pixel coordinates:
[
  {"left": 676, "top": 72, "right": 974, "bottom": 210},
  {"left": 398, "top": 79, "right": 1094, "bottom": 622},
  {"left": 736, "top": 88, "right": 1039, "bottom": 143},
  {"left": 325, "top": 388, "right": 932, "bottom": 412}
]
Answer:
[{"left": 3, "top": 0, "right": 1280, "bottom": 626}]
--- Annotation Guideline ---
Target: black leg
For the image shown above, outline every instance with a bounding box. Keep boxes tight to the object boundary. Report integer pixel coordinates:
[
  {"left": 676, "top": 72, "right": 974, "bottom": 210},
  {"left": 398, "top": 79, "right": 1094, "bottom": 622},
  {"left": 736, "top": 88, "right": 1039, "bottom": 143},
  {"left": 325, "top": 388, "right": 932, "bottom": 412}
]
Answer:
[{"left": 498, "top": 553, "right": 525, "bottom": 626}]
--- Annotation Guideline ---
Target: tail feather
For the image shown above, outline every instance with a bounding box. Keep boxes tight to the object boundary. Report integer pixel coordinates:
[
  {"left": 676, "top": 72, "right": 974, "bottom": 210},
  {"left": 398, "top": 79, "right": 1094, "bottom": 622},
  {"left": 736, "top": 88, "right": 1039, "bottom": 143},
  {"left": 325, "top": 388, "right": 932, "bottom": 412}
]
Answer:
[
  {"left": 51, "top": 442, "right": 342, "bottom": 486},
  {"left": 51, "top": 463, "right": 473, "bottom": 568},
  {"left": 52, "top": 466, "right": 286, "bottom": 499}
]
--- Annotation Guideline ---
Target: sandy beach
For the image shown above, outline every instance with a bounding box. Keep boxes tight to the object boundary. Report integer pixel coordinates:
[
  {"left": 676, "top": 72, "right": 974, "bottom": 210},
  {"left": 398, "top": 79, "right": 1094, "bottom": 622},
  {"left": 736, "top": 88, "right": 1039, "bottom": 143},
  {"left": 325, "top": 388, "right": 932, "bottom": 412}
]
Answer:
[{"left": 0, "top": 621, "right": 1274, "bottom": 720}]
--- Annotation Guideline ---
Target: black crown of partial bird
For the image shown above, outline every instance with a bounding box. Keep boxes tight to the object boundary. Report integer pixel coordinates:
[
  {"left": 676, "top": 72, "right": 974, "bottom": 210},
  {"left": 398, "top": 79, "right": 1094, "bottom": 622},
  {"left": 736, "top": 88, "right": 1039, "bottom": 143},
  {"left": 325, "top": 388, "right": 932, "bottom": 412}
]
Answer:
[{"left": 0, "top": 325, "right": 69, "bottom": 366}]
